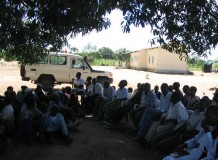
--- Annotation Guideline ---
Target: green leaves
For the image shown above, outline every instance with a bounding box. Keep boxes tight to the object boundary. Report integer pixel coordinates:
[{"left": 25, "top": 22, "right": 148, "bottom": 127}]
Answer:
[{"left": 0, "top": 0, "right": 217, "bottom": 64}]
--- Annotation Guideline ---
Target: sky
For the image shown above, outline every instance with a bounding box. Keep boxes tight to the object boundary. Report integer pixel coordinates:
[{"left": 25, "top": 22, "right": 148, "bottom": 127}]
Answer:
[{"left": 68, "top": 10, "right": 218, "bottom": 60}]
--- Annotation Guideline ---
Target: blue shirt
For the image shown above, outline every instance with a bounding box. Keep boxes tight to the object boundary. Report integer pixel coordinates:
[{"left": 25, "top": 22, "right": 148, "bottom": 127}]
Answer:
[
  {"left": 103, "top": 86, "right": 115, "bottom": 101},
  {"left": 43, "top": 112, "right": 68, "bottom": 135},
  {"left": 115, "top": 87, "right": 128, "bottom": 100},
  {"left": 158, "top": 91, "right": 171, "bottom": 112},
  {"left": 140, "top": 91, "right": 159, "bottom": 108}
]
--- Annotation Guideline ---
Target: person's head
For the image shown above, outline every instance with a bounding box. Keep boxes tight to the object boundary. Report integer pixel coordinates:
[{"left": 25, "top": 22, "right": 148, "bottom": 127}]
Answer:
[
  {"left": 189, "top": 86, "right": 197, "bottom": 98},
  {"left": 139, "top": 83, "right": 144, "bottom": 92},
  {"left": 92, "top": 78, "right": 97, "bottom": 85},
  {"left": 182, "top": 85, "right": 190, "bottom": 95},
  {"left": 137, "top": 83, "right": 141, "bottom": 89},
  {"left": 212, "top": 89, "right": 218, "bottom": 103},
  {"left": 128, "top": 87, "right": 133, "bottom": 93},
  {"left": 7, "top": 86, "right": 13, "bottom": 91},
  {"left": 21, "top": 85, "right": 27, "bottom": 93},
  {"left": 160, "top": 83, "right": 169, "bottom": 95},
  {"left": 170, "top": 91, "right": 181, "bottom": 105},
  {"left": 173, "top": 82, "right": 180, "bottom": 91},
  {"left": 86, "top": 76, "right": 92, "bottom": 82},
  {"left": 194, "top": 96, "right": 211, "bottom": 112},
  {"left": 76, "top": 72, "right": 81, "bottom": 79},
  {"left": 24, "top": 94, "right": 35, "bottom": 109},
  {"left": 204, "top": 105, "right": 218, "bottom": 126},
  {"left": 118, "top": 80, "right": 127, "bottom": 88},
  {"left": 103, "top": 80, "right": 110, "bottom": 89},
  {"left": 154, "top": 85, "right": 159, "bottom": 92},
  {"left": 50, "top": 104, "right": 59, "bottom": 117},
  {"left": 143, "top": 83, "right": 151, "bottom": 94},
  {"left": 65, "top": 86, "right": 72, "bottom": 94},
  {"left": 168, "top": 85, "right": 173, "bottom": 92}
]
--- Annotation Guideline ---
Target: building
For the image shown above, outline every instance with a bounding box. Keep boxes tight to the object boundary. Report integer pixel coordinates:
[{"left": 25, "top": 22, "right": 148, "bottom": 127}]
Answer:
[{"left": 130, "top": 46, "right": 188, "bottom": 74}]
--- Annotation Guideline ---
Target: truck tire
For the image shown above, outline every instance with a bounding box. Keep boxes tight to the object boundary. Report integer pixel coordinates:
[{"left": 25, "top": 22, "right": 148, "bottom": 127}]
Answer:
[{"left": 39, "top": 77, "right": 54, "bottom": 91}]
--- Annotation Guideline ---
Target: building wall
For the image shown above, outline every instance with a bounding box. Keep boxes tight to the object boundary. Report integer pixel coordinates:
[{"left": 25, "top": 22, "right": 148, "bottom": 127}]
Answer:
[
  {"left": 130, "top": 47, "right": 188, "bottom": 74},
  {"left": 146, "top": 47, "right": 159, "bottom": 72},
  {"left": 130, "top": 49, "right": 147, "bottom": 69},
  {"left": 156, "top": 47, "right": 187, "bottom": 73}
]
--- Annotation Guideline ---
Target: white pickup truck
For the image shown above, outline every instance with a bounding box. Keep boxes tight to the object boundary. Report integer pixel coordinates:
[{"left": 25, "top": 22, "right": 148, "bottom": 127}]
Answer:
[{"left": 20, "top": 52, "right": 113, "bottom": 90}]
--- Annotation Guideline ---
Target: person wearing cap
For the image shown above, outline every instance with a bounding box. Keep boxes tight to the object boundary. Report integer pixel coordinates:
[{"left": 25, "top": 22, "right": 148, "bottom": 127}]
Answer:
[{"left": 41, "top": 104, "right": 73, "bottom": 144}]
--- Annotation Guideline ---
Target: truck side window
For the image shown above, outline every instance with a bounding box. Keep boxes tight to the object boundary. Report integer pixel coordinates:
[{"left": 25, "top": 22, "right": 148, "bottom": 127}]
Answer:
[
  {"left": 71, "top": 59, "right": 84, "bottom": 69},
  {"left": 50, "top": 56, "right": 67, "bottom": 65}
]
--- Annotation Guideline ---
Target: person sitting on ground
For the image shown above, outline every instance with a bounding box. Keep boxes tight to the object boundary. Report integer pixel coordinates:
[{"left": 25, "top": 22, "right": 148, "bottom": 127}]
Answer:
[
  {"left": 41, "top": 104, "right": 73, "bottom": 144},
  {"left": 102, "top": 80, "right": 128, "bottom": 120},
  {"left": 101, "top": 83, "right": 144, "bottom": 128},
  {"left": 85, "top": 76, "right": 92, "bottom": 93},
  {"left": 154, "top": 85, "right": 161, "bottom": 100},
  {"left": 172, "top": 82, "right": 184, "bottom": 105},
  {"left": 4, "top": 86, "right": 16, "bottom": 103},
  {"left": 162, "top": 104, "right": 218, "bottom": 160},
  {"left": 92, "top": 80, "right": 115, "bottom": 119},
  {"left": 182, "top": 85, "right": 190, "bottom": 108},
  {"left": 144, "top": 91, "right": 188, "bottom": 148},
  {"left": 186, "top": 86, "right": 200, "bottom": 110},
  {"left": 159, "top": 96, "right": 211, "bottom": 154},
  {"left": 83, "top": 78, "right": 103, "bottom": 115},
  {"left": 16, "top": 85, "right": 28, "bottom": 105},
  {"left": 130, "top": 83, "right": 159, "bottom": 128},
  {"left": 20, "top": 94, "right": 43, "bottom": 145},
  {"left": 73, "top": 72, "right": 85, "bottom": 95},
  {"left": 1, "top": 95, "right": 15, "bottom": 136},
  {"left": 128, "top": 87, "right": 133, "bottom": 100},
  {"left": 132, "top": 83, "right": 141, "bottom": 97},
  {"left": 134, "top": 83, "right": 171, "bottom": 141}
]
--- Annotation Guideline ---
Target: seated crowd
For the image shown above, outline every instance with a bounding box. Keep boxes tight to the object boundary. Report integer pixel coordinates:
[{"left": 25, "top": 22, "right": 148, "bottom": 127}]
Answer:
[{"left": 1, "top": 72, "right": 218, "bottom": 159}]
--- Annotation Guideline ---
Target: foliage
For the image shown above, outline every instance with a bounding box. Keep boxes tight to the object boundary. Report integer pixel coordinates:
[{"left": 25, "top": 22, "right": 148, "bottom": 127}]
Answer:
[
  {"left": 187, "top": 57, "right": 206, "bottom": 70},
  {"left": 98, "top": 47, "right": 114, "bottom": 59},
  {"left": 91, "top": 59, "right": 117, "bottom": 66},
  {"left": 115, "top": 48, "right": 131, "bottom": 62},
  {"left": 0, "top": 0, "right": 217, "bottom": 63}
]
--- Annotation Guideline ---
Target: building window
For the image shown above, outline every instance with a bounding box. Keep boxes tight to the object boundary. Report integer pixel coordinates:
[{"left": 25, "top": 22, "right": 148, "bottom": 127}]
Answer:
[
  {"left": 152, "top": 56, "right": 154, "bottom": 64},
  {"left": 149, "top": 56, "right": 150, "bottom": 63}
]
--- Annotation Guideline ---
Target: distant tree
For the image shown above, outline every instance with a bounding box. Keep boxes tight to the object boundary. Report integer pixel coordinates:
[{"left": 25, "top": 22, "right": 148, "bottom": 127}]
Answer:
[
  {"left": 98, "top": 47, "right": 114, "bottom": 59},
  {"left": 115, "top": 48, "right": 130, "bottom": 62},
  {"left": 188, "top": 57, "right": 206, "bottom": 68}
]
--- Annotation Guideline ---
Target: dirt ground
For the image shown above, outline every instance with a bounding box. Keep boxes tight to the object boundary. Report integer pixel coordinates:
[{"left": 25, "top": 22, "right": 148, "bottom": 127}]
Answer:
[{"left": 0, "top": 62, "right": 218, "bottom": 160}]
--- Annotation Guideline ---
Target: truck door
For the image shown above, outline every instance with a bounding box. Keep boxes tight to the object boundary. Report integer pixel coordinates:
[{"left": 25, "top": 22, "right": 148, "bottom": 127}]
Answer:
[{"left": 70, "top": 58, "right": 91, "bottom": 82}]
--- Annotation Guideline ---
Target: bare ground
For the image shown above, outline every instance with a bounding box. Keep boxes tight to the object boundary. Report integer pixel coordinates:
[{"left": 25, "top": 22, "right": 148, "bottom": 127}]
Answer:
[{"left": 0, "top": 62, "right": 218, "bottom": 160}]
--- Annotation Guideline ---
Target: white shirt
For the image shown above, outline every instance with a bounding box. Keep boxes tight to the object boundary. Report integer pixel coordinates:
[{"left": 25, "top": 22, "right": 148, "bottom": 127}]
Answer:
[
  {"left": 166, "top": 101, "right": 188, "bottom": 123},
  {"left": 74, "top": 77, "right": 85, "bottom": 92},
  {"left": 88, "top": 83, "right": 103, "bottom": 96},
  {"left": 158, "top": 92, "right": 171, "bottom": 112},
  {"left": 1, "top": 104, "right": 15, "bottom": 132},
  {"left": 116, "top": 87, "right": 128, "bottom": 100}
]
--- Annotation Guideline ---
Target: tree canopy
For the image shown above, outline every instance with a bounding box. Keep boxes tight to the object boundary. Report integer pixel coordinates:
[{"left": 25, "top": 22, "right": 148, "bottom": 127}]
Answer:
[{"left": 0, "top": 0, "right": 217, "bottom": 63}]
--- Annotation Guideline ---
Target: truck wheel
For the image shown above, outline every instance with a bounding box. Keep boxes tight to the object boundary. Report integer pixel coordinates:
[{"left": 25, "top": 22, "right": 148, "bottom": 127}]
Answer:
[{"left": 39, "top": 77, "right": 54, "bottom": 91}]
